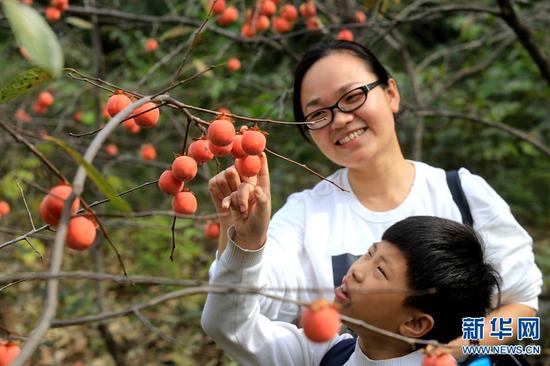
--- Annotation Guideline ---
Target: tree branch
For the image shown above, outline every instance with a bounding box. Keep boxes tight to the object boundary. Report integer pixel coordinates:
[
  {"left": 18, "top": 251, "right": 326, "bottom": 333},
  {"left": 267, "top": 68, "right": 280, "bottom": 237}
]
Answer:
[
  {"left": 497, "top": 0, "right": 550, "bottom": 86},
  {"left": 12, "top": 95, "right": 171, "bottom": 366},
  {"left": 414, "top": 109, "right": 550, "bottom": 157}
]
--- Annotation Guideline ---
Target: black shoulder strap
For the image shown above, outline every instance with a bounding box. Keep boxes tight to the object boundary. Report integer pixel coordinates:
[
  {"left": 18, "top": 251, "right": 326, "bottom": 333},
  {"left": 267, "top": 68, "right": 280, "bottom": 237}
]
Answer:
[
  {"left": 319, "top": 338, "right": 356, "bottom": 366},
  {"left": 446, "top": 170, "right": 474, "bottom": 227}
]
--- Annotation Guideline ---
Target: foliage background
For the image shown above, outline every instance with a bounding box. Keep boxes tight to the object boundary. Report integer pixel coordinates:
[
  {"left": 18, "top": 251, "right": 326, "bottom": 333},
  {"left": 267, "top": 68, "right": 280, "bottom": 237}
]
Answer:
[{"left": 0, "top": 0, "right": 548, "bottom": 365}]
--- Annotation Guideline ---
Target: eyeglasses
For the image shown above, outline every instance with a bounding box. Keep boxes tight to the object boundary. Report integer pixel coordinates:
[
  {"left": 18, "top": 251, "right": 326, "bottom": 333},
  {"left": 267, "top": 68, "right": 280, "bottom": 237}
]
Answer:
[{"left": 304, "top": 80, "right": 383, "bottom": 130}]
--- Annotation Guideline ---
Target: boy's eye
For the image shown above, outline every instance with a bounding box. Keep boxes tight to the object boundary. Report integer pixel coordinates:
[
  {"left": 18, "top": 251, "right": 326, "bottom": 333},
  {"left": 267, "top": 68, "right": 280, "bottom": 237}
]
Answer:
[
  {"left": 377, "top": 266, "right": 387, "bottom": 279},
  {"left": 366, "top": 250, "right": 373, "bottom": 257}
]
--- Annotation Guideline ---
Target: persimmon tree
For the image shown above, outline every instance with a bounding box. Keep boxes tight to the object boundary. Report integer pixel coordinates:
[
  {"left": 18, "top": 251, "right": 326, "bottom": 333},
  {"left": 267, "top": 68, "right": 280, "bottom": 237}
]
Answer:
[{"left": 0, "top": 0, "right": 548, "bottom": 365}]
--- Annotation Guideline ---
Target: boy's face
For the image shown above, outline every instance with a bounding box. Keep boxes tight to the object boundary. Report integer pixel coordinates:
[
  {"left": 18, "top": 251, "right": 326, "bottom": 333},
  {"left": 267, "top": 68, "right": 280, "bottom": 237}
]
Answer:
[{"left": 334, "top": 240, "right": 413, "bottom": 334}]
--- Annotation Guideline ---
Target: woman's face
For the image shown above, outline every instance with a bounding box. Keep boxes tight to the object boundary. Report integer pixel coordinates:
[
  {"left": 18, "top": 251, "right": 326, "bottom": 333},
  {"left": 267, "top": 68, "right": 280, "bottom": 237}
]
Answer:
[
  {"left": 334, "top": 240, "right": 412, "bottom": 334},
  {"left": 300, "top": 51, "right": 400, "bottom": 169}
]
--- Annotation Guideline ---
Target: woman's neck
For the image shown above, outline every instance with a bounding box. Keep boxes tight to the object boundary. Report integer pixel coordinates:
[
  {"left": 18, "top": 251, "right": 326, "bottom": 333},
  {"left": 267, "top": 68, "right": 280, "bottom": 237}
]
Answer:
[{"left": 347, "top": 149, "right": 415, "bottom": 212}]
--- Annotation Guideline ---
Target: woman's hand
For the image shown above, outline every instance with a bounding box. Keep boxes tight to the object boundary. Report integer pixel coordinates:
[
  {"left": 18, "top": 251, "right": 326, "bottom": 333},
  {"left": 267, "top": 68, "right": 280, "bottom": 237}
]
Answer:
[
  {"left": 222, "top": 154, "right": 271, "bottom": 250},
  {"left": 208, "top": 166, "right": 241, "bottom": 225}
]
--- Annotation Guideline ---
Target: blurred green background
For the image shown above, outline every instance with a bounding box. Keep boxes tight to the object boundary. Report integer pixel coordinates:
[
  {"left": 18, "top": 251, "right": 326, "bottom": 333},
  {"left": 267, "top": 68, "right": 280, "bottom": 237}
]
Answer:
[{"left": 0, "top": 0, "right": 548, "bottom": 365}]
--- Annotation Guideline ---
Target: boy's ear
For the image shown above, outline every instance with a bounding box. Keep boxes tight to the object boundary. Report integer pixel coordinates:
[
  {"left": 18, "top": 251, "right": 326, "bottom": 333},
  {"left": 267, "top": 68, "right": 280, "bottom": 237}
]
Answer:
[{"left": 399, "top": 313, "right": 434, "bottom": 338}]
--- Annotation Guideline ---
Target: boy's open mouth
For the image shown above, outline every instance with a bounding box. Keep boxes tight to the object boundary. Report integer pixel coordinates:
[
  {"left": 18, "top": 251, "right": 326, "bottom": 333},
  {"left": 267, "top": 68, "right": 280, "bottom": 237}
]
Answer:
[{"left": 334, "top": 284, "right": 350, "bottom": 302}]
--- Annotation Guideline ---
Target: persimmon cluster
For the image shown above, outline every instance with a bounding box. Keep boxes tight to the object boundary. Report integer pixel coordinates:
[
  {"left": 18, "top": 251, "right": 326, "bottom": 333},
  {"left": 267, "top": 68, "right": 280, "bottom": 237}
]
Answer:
[
  {"left": 158, "top": 154, "right": 198, "bottom": 215},
  {"left": 210, "top": 0, "right": 366, "bottom": 41},
  {"left": 205, "top": 117, "right": 267, "bottom": 177},
  {"left": 210, "top": 0, "right": 301, "bottom": 34},
  {"left": 104, "top": 91, "right": 162, "bottom": 160},
  {"left": 106, "top": 91, "right": 161, "bottom": 134},
  {"left": 44, "top": 0, "right": 69, "bottom": 22},
  {"left": 39, "top": 185, "right": 97, "bottom": 251},
  {"left": 157, "top": 113, "right": 267, "bottom": 221}
]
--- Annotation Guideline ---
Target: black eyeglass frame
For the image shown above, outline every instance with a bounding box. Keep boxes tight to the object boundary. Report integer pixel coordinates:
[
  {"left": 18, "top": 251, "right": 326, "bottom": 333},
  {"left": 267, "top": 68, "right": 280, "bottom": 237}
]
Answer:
[{"left": 304, "top": 80, "right": 383, "bottom": 130}]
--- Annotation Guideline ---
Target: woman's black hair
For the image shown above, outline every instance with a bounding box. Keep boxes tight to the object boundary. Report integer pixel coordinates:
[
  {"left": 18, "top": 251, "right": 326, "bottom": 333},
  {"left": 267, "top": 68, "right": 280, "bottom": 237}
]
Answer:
[
  {"left": 381, "top": 216, "right": 501, "bottom": 344},
  {"left": 293, "top": 40, "right": 392, "bottom": 141}
]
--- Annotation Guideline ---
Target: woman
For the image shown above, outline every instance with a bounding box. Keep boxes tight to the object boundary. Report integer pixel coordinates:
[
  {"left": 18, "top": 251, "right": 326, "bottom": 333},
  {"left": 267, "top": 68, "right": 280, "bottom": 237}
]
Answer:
[{"left": 207, "top": 40, "right": 541, "bottom": 355}]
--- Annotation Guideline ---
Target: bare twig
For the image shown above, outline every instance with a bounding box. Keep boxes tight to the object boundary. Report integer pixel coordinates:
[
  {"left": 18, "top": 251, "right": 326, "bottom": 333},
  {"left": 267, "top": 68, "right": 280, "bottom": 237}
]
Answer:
[
  {"left": 0, "top": 279, "right": 24, "bottom": 293},
  {"left": 16, "top": 180, "right": 35, "bottom": 230},
  {"left": 170, "top": 215, "right": 177, "bottom": 261},
  {"left": 0, "top": 121, "right": 67, "bottom": 184},
  {"left": 140, "top": 42, "right": 187, "bottom": 86},
  {"left": 265, "top": 148, "right": 350, "bottom": 192},
  {"left": 181, "top": 114, "right": 193, "bottom": 155},
  {"left": 0, "top": 271, "right": 435, "bottom": 297},
  {"left": 65, "top": 69, "right": 116, "bottom": 93},
  {"left": 81, "top": 201, "right": 128, "bottom": 277},
  {"left": 46, "top": 283, "right": 445, "bottom": 350},
  {"left": 133, "top": 309, "right": 175, "bottom": 343},
  {"left": 0, "top": 225, "right": 49, "bottom": 250},
  {"left": 23, "top": 238, "right": 43, "bottom": 262},
  {"left": 436, "top": 38, "right": 515, "bottom": 95},
  {"left": 51, "top": 286, "right": 214, "bottom": 327},
  {"left": 163, "top": 96, "right": 309, "bottom": 126},
  {"left": 170, "top": 0, "right": 215, "bottom": 84},
  {"left": 87, "top": 0, "right": 105, "bottom": 128},
  {"left": 84, "top": 180, "right": 159, "bottom": 210},
  {"left": 156, "top": 63, "right": 225, "bottom": 97}
]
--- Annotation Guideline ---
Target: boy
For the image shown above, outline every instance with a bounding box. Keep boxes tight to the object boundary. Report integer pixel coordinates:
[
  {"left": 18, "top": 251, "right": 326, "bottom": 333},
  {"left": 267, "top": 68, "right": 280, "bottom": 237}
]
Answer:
[{"left": 202, "top": 215, "right": 499, "bottom": 366}]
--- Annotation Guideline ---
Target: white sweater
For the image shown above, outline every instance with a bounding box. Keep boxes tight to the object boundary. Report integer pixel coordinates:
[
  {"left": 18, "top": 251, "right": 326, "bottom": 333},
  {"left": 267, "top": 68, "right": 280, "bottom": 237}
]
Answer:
[
  {"left": 202, "top": 231, "right": 426, "bottom": 366},
  {"left": 210, "top": 161, "right": 542, "bottom": 322}
]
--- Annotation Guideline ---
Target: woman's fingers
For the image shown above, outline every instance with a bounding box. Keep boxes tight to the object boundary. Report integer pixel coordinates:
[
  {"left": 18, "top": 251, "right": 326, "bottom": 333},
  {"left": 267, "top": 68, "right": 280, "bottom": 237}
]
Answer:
[
  {"left": 256, "top": 153, "right": 270, "bottom": 196},
  {"left": 208, "top": 166, "right": 242, "bottom": 209},
  {"left": 214, "top": 157, "right": 270, "bottom": 219},
  {"left": 221, "top": 183, "right": 257, "bottom": 217},
  {"left": 224, "top": 166, "right": 241, "bottom": 192},
  {"left": 236, "top": 182, "right": 255, "bottom": 218},
  {"left": 208, "top": 178, "right": 226, "bottom": 203}
]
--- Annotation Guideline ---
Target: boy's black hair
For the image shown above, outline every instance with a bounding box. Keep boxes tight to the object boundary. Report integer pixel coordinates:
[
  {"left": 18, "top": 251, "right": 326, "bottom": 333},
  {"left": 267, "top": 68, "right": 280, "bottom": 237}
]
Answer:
[
  {"left": 292, "top": 40, "right": 391, "bottom": 142},
  {"left": 382, "top": 216, "right": 500, "bottom": 344}
]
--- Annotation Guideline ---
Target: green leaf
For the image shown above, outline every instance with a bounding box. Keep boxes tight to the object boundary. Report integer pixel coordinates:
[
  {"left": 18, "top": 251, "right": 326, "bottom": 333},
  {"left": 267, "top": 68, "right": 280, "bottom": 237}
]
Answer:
[
  {"left": 45, "top": 136, "right": 132, "bottom": 213},
  {"left": 192, "top": 59, "right": 213, "bottom": 78},
  {"left": 81, "top": 111, "right": 96, "bottom": 126},
  {"left": 159, "top": 25, "right": 193, "bottom": 41},
  {"left": 3, "top": 0, "right": 64, "bottom": 77},
  {"left": 0, "top": 67, "right": 51, "bottom": 104},
  {"left": 0, "top": 169, "right": 34, "bottom": 199}
]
